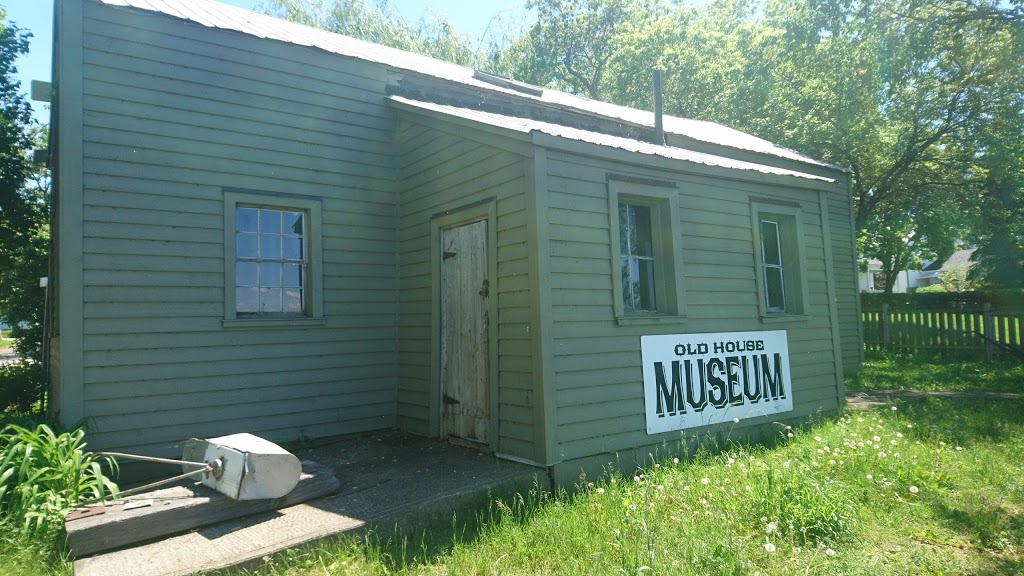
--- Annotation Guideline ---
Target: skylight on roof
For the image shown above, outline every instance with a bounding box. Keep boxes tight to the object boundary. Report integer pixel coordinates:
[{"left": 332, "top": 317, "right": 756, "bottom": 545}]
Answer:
[{"left": 473, "top": 70, "right": 543, "bottom": 97}]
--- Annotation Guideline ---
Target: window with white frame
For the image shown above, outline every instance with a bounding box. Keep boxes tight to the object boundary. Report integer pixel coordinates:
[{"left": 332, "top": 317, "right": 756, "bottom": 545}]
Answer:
[
  {"left": 224, "top": 191, "right": 324, "bottom": 324},
  {"left": 608, "top": 178, "right": 686, "bottom": 322},
  {"left": 751, "top": 202, "right": 807, "bottom": 317}
]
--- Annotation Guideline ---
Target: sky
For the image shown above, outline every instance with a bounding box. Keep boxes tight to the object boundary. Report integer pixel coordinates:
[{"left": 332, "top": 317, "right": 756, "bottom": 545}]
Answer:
[{"left": 3, "top": 0, "right": 531, "bottom": 124}]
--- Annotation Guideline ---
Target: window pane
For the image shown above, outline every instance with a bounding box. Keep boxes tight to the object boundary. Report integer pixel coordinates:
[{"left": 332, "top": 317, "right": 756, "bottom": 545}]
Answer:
[
  {"left": 236, "top": 287, "right": 259, "bottom": 312},
  {"left": 637, "top": 258, "right": 657, "bottom": 311},
  {"left": 283, "top": 236, "right": 303, "bottom": 261},
  {"left": 764, "top": 267, "right": 786, "bottom": 312},
  {"left": 260, "top": 287, "right": 283, "bottom": 313},
  {"left": 622, "top": 257, "right": 638, "bottom": 311},
  {"left": 260, "top": 209, "right": 282, "bottom": 234},
  {"left": 760, "top": 220, "right": 782, "bottom": 265},
  {"left": 618, "top": 204, "right": 630, "bottom": 255},
  {"left": 236, "top": 208, "right": 259, "bottom": 233},
  {"left": 236, "top": 233, "right": 258, "bottom": 259},
  {"left": 632, "top": 205, "right": 654, "bottom": 258},
  {"left": 259, "top": 263, "right": 282, "bottom": 287},
  {"left": 283, "top": 289, "right": 303, "bottom": 313},
  {"left": 283, "top": 264, "right": 303, "bottom": 287},
  {"left": 236, "top": 262, "right": 258, "bottom": 286},
  {"left": 260, "top": 235, "right": 282, "bottom": 260},
  {"left": 284, "top": 211, "right": 303, "bottom": 235}
]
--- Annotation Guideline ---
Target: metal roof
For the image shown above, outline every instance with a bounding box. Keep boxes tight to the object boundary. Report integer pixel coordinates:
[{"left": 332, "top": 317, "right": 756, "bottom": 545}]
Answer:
[
  {"left": 99, "top": 0, "right": 842, "bottom": 172},
  {"left": 388, "top": 97, "right": 833, "bottom": 182}
]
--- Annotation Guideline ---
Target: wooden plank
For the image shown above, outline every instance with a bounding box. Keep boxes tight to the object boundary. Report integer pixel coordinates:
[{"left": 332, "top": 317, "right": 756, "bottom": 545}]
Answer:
[{"left": 65, "top": 461, "right": 340, "bottom": 558}]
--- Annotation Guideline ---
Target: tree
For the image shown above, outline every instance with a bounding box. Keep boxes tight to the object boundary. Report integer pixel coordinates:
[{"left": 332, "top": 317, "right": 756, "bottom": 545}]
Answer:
[
  {"left": 523, "top": 0, "right": 660, "bottom": 99},
  {"left": 259, "top": 0, "right": 479, "bottom": 66},
  {"left": 0, "top": 10, "right": 46, "bottom": 361}
]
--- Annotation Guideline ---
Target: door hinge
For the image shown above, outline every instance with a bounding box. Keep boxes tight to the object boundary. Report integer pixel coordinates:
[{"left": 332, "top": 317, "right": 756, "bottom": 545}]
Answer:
[
  {"left": 443, "top": 394, "right": 461, "bottom": 406},
  {"left": 479, "top": 279, "right": 489, "bottom": 297},
  {"left": 442, "top": 251, "right": 457, "bottom": 260}
]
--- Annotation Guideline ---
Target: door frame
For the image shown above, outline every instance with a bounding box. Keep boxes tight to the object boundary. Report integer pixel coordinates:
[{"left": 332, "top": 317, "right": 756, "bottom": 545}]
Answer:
[{"left": 429, "top": 198, "right": 499, "bottom": 450}]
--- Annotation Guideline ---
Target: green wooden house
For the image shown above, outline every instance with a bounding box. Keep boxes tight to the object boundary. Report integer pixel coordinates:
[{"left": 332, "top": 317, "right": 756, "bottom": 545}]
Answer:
[{"left": 47, "top": 0, "right": 862, "bottom": 484}]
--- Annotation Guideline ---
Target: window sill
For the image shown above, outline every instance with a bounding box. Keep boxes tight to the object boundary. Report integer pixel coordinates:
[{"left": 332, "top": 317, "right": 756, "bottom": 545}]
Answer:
[
  {"left": 222, "top": 317, "right": 327, "bottom": 329},
  {"left": 616, "top": 314, "right": 687, "bottom": 326},
  {"left": 759, "top": 313, "right": 810, "bottom": 324}
]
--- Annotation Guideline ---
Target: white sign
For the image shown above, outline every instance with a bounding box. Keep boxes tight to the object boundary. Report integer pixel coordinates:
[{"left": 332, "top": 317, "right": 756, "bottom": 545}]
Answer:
[{"left": 641, "top": 330, "right": 793, "bottom": 434}]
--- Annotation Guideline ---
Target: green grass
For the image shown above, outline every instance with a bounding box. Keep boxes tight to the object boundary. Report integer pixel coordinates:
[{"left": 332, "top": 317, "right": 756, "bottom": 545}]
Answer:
[
  {"left": 0, "top": 329, "right": 12, "bottom": 341},
  {"left": 5, "top": 358, "right": 1024, "bottom": 575},
  {"left": 220, "top": 360, "right": 1024, "bottom": 576},
  {"left": 849, "top": 352, "right": 1024, "bottom": 394}
]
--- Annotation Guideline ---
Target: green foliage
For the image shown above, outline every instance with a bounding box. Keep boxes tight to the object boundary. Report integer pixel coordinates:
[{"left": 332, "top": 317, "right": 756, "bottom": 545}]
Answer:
[
  {"left": 861, "top": 289, "right": 1024, "bottom": 309},
  {"left": 0, "top": 11, "right": 48, "bottom": 363},
  {"left": 0, "top": 424, "right": 119, "bottom": 539},
  {"left": 751, "top": 460, "right": 855, "bottom": 543},
  {"left": 915, "top": 283, "right": 950, "bottom": 293},
  {"left": 259, "top": 0, "right": 480, "bottom": 66},
  {"left": 0, "top": 362, "right": 45, "bottom": 413}
]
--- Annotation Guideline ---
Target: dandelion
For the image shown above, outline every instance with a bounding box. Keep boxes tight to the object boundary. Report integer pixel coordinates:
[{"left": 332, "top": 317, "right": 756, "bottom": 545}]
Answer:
[
  {"left": 701, "top": 477, "right": 710, "bottom": 485},
  {"left": 727, "top": 457, "right": 736, "bottom": 466},
  {"left": 909, "top": 486, "right": 919, "bottom": 494},
  {"left": 956, "top": 446, "right": 963, "bottom": 451},
  {"left": 891, "top": 406, "right": 898, "bottom": 411},
  {"left": 657, "top": 484, "right": 664, "bottom": 491},
  {"left": 766, "top": 521, "right": 778, "bottom": 534},
  {"left": 597, "top": 487, "right": 605, "bottom": 494},
  {"left": 683, "top": 485, "right": 690, "bottom": 491},
  {"left": 673, "top": 457, "right": 680, "bottom": 464},
  {"left": 765, "top": 543, "right": 776, "bottom": 553},
  {"left": 826, "top": 548, "right": 836, "bottom": 557},
  {"left": 896, "top": 432, "right": 903, "bottom": 438},
  {"left": 634, "top": 476, "right": 641, "bottom": 483},
  {"left": 873, "top": 436, "right": 881, "bottom": 442},
  {"left": 629, "top": 503, "right": 637, "bottom": 511},
  {"left": 907, "top": 423, "right": 913, "bottom": 428},
  {"left": 814, "top": 435, "right": 822, "bottom": 442},
  {"left": 787, "top": 432, "right": 793, "bottom": 438},
  {"left": 939, "top": 441, "right": 946, "bottom": 447},
  {"left": 733, "top": 417, "right": 740, "bottom": 424},
  {"left": 866, "top": 473, "right": 873, "bottom": 480}
]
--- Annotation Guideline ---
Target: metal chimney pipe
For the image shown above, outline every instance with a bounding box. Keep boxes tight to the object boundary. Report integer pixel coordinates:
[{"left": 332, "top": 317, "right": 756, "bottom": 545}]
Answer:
[{"left": 653, "top": 69, "right": 665, "bottom": 145}]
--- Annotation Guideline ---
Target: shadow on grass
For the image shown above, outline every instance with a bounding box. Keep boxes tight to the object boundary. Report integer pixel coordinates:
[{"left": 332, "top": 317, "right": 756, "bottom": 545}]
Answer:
[
  {"left": 893, "top": 395, "right": 1024, "bottom": 575},
  {"left": 896, "top": 394, "right": 1024, "bottom": 446},
  {"left": 849, "top": 353, "right": 1024, "bottom": 394}
]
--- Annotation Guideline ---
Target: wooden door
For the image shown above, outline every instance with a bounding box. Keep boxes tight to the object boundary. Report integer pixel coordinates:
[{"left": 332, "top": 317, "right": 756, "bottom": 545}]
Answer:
[{"left": 440, "top": 219, "right": 490, "bottom": 443}]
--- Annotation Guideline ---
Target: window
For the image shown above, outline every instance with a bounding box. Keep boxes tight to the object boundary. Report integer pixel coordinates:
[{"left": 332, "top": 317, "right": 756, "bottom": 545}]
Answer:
[
  {"left": 224, "top": 191, "right": 324, "bottom": 325},
  {"left": 759, "top": 218, "right": 787, "bottom": 312},
  {"left": 619, "top": 203, "right": 657, "bottom": 313},
  {"left": 751, "top": 202, "right": 807, "bottom": 318},
  {"left": 871, "top": 271, "right": 886, "bottom": 292},
  {"left": 608, "top": 178, "right": 685, "bottom": 323},
  {"left": 235, "top": 207, "right": 306, "bottom": 314}
]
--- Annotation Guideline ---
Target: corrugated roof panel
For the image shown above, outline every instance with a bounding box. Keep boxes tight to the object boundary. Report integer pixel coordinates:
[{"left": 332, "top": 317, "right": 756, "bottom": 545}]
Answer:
[
  {"left": 96, "top": 0, "right": 841, "bottom": 172},
  {"left": 388, "top": 96, "right": 833, "bottom": 183}
]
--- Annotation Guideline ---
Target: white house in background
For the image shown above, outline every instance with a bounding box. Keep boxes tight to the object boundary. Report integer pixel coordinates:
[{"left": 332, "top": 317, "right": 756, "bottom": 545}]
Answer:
[
  {"left": 858, "top": 259, "right": 921, "bottom": 293},
  {"left": 858, "top": 248, "right": 977, "bottom": 293},
  {"left": 915, "top": 248, "right": 977, "bottom": 288}
]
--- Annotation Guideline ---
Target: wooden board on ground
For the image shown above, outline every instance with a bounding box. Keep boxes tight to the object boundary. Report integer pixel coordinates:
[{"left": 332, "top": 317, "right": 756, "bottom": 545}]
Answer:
[{"left": 65, "top": 460, "right": 339, "bottom": 558}]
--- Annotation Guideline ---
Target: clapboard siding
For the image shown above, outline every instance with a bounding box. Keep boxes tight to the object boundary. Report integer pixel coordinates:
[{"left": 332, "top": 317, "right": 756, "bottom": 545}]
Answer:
[
  {"left": 71, "top": 1, "right": 399, "bottom": 455},
  {"left": 828, "top": 179, "right": 863, "bottom": 374},
  {"left": 542, "top": 150, "right": 840, "bottom": 462},
  {"left": 395, "top": 118, "right": 535, "bottom": 461}
]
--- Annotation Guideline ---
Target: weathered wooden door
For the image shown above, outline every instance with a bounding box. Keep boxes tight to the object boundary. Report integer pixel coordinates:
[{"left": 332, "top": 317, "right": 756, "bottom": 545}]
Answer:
[{"left": 440, "top": 219, "right": 490, "bottom": 444}]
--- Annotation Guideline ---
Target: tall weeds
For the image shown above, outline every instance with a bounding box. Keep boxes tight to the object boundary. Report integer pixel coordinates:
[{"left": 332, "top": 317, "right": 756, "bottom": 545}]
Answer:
[{"left": 0, "top": 424, "right": 119, "bottom": 539}]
